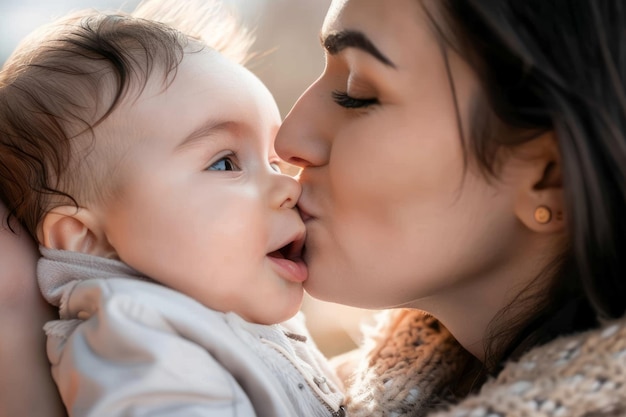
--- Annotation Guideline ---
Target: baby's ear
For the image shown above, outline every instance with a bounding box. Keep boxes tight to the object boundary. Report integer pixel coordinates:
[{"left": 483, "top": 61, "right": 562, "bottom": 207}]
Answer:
[{"left": 39, "top": 206, "right": 117, "bottom": 258}]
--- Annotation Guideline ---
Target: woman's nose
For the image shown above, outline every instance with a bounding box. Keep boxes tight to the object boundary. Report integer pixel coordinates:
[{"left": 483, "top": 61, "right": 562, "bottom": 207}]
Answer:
[{"left": 275, "top": 82, "right": 329, "bottom": 168}]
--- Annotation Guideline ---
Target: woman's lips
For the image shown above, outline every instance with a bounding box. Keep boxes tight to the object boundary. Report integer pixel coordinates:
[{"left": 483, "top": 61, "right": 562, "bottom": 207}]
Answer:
[{"left": 297, "top": 204, "right": 313, "bottom": 222}]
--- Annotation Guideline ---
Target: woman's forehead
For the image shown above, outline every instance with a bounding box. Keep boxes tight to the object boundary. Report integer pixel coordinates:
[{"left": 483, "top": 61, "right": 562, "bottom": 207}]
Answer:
[
  {"left": 323, "top": 0, "right": 425, "bottom": 31},
  {"left": 320, "top": 0, "right": 439, "bottom": 71}
]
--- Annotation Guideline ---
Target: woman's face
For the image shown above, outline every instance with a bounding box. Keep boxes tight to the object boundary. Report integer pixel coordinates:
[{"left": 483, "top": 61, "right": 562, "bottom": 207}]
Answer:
[{"left": 276, "top": 0, "right": 529, "bottom": 310}]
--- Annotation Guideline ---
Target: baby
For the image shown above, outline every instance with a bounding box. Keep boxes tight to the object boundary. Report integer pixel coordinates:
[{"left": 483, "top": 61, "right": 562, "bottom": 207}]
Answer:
[{"left": 0, "top": 1, "right": 345, "bottom": 416}]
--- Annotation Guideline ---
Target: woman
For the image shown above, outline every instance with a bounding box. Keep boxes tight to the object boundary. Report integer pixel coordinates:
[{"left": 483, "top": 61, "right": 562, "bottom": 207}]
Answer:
[
  {"left": 0, "top": 201, "right": 66, "bottom": 417},
  {"left": 276, "top": 0, "right": 626, "bottom": 416}
]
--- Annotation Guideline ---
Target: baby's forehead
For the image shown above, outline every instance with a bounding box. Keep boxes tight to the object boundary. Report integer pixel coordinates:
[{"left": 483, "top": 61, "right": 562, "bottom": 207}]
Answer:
[{"left": 99, "top": 48, "right": 279, "bottom": 150}]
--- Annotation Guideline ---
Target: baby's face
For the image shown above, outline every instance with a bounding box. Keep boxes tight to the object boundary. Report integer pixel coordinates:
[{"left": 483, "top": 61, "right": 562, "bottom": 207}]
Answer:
[{"left": 96, "top": 50, "right": 306, "bottom": 324}]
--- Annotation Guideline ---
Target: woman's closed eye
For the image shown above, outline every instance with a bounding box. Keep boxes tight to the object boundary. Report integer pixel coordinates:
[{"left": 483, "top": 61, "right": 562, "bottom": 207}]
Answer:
[
  {"left": 332, "top": 90, "right": 378, "bottom": 109},
  {"left": 207, "top": 155, "right": 240, "bottom": 171}
]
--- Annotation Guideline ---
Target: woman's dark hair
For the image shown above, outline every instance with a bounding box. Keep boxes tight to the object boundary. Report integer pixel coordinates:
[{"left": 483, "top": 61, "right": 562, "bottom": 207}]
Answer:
[{"left": 425, "top": 0, "right": 626, "bottom": 372}]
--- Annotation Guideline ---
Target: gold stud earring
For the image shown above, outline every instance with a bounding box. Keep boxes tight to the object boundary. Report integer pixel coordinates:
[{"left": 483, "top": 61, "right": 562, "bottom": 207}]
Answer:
[{"left": 534, "top": 205, "right": 552, "bottom": 224}]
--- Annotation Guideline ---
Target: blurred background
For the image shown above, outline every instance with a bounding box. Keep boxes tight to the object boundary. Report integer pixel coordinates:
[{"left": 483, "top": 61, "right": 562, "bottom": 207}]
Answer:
[
  {"left": 0, "top": 0, "right": 376, "bottom": 357},
  {"left": 0, "top": 0, "right": 327, "bottom": 118}
]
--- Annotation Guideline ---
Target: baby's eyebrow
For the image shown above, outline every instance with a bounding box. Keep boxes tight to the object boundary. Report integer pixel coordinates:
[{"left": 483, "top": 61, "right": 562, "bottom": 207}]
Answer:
[
  {"left": 176, "top": 119, "right": 231, "bottom": 150},
  {"left": 321, "top": 29, "right": 396, "bottom": 68}
]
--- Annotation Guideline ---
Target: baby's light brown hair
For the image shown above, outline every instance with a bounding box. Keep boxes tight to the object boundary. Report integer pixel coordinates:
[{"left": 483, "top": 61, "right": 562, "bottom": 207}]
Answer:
[{"left": 0, "top": 0, "right": 252, "bottom": 240}]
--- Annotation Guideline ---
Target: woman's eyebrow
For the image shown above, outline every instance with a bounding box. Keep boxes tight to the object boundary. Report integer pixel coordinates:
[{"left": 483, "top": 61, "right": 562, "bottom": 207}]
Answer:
[{"left": 321, "top": 30, "right": 396, "bottom": 68}]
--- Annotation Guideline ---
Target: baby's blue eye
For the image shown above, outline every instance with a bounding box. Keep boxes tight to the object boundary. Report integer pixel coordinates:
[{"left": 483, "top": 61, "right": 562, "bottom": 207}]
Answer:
[
  {"left": 207, "top": 157, "right": 238, "bottom": 171},
  {"left": 270, "top": 162, "right": 282, "bottom": 173}
]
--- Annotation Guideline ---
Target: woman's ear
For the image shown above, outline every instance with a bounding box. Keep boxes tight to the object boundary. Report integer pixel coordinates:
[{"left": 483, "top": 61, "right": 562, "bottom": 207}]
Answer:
[
  {"left": 39, "top": 206, "right": 117, "bottom": 258},
  {"left": 513, "top": 132, "right": 566, "bottom": 234}
]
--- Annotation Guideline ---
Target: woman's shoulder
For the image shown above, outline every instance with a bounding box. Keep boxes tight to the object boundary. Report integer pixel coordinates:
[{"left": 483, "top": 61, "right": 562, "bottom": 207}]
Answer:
[
  {"left": 443, "top": 316, "right": 626, "bottom": 417},
  {"left": 502, "top": 315, "right": 626, "bottom": 382}
]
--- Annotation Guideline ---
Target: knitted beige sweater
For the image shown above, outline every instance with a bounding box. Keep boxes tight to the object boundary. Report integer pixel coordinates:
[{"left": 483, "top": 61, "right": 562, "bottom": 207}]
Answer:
[{"left": 341, "top": 309, "right": 626, "bottom": 417}]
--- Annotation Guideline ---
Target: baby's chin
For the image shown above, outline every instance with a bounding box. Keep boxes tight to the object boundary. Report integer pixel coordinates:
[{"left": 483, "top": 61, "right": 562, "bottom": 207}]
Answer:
[{"left": 243, "top": 292, "right": 304, "bottom": 325}]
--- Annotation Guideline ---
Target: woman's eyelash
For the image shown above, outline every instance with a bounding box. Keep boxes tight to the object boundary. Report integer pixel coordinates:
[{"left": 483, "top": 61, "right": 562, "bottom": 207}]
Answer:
[{"left": 331, "top": 90, "right": 378, "bottom": 109}]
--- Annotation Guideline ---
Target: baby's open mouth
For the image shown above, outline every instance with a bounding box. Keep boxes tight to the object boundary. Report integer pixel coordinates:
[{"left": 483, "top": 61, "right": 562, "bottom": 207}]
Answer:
[
  {"left": 266, "top": 229, "right": 308, "bottom": 282},
  {"left": 268, "top": 237, "right": 304, "bottom": 262}
]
